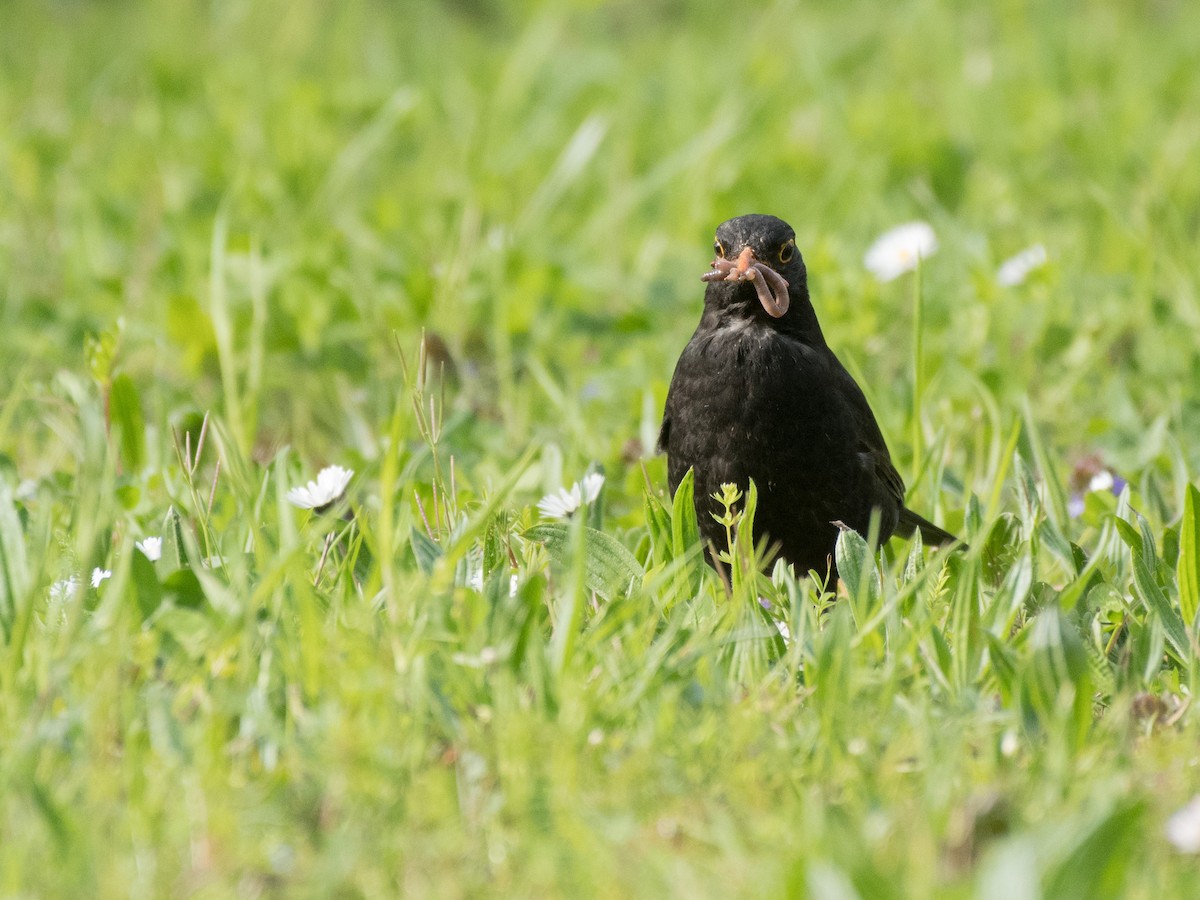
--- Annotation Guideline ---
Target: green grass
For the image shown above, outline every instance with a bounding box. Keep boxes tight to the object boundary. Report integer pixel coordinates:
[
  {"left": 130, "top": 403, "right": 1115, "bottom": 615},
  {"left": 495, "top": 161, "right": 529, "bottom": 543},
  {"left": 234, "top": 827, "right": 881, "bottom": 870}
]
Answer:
[{"left": 3, "top": 0, "right": 1200, "bottom": 895}]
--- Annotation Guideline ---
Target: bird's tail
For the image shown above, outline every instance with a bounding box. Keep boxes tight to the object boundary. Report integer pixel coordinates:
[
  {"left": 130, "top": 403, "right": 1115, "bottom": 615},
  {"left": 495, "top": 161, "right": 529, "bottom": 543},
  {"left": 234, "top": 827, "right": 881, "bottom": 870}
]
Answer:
[{"left": 896, "top": 506, "right": 965, "bottom": 549}]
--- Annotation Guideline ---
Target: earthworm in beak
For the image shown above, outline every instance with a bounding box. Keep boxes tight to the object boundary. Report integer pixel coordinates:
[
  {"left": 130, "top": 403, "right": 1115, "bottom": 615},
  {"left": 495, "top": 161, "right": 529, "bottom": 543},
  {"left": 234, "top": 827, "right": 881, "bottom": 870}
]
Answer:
[{"left": 701, "top": 247, "right": 790, "bottom": 318}]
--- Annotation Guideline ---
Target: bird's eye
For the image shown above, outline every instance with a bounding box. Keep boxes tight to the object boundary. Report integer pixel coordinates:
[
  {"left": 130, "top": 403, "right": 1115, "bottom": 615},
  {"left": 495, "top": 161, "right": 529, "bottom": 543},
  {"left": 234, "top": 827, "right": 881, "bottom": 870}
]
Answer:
[
  {"left": 714, "top": 240, "right": 726, "bottom": 258},
  {"left": 778, "top": 240, "right": 795, "bottom": 263}
]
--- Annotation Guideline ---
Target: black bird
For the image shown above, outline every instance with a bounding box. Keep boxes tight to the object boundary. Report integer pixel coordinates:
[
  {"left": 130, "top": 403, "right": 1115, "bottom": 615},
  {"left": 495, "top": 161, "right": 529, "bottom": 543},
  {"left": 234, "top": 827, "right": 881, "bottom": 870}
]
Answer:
[{"left": 658, "top": 214, "right": 959, "bottom": 580}]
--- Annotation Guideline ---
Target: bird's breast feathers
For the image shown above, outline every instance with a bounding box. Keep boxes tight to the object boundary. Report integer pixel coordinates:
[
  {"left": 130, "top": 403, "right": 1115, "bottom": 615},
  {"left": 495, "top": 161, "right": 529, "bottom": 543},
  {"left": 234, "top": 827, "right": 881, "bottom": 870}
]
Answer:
[{"left": 690, "top": 320, "right": 824, "bottom": 387}]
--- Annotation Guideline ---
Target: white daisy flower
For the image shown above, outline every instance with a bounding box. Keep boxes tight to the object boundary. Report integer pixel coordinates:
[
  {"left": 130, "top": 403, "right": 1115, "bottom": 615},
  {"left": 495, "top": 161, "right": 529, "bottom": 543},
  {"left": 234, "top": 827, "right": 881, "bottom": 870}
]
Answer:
[
  {"left": 579, "top": 472, "right": 605, "bottom": 504},
  {"left": 864, "top": 221, "right": 938, "bottom": 282},
  {"left": 537, "top": 472, "right": 605, "bottom": 519},
  {"left": 1166, "top": 796, "right": 1200, "bottom": 853},
  {"left": 538, "top": 484, "right": 584, "bottom": 519},
  {"left": 91, "top": 568, "right": 113, "bottom": 589},
  {"left": 136, "top": 536, "right": 163, "bottom": 561},
  {"left": 996, "top": 243, "right": 1047, "bottom": 286},
  {"left": 286, "top": 465, "right": 354, "bottom": 510},
  {"left": 49, "top": 576, "right": 81, "bottom": 602}
]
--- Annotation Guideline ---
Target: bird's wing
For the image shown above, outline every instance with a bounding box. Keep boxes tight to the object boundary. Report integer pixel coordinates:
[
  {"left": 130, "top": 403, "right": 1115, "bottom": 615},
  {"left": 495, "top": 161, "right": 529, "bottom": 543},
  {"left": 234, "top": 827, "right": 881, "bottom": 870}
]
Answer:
[
  {"left": 827, "top": 358, "right": 906, "bottom": 508},
  {"left": 834, "top": 359, "right": 962, "bottom": 547},
  {"left": 864, "top": 440, "right": 906, "bottom": 508}
]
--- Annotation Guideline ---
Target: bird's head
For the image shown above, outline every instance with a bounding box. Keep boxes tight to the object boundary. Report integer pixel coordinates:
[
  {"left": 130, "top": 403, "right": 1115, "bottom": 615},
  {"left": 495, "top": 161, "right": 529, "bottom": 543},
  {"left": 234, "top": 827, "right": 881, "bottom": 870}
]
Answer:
[{"left": 701, "top": 214, "right": 808, "bottom": 320}]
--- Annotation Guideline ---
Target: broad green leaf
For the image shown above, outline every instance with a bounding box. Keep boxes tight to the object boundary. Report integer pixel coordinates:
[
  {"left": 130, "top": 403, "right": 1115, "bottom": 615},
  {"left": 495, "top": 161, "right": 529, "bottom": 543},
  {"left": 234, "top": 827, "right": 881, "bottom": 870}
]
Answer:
[
  {"left": 1112, "top": 516, "right": 1142, "bottom": 556},
  {"left": 162, "top": 568, "right": 205, "bottom": 610},
  {"left": 482, "top": 514, "right": 509, "bottom": 582},
  {"left": 643, "top": 491, "right": 672, "bottom": 565},
  {"left": 160, "top": 506, "right": 187, "bottom": 575},
  {"left": 669, "top": 468, "right": 701, "bottom": 594},
  {"left": 670, "top": 468, "right": 699, "bottom": 560},
  {"left": 1115, "top": 513, "right": 1190, "bottom": 666},
  {"left": 1131, "top": 551, "right": 1189, "bottom": 666},
  {"left": 524, "top": 523, "right": 644, "bottom": 600},
  {"left": 835, "top": 525, "right": 878, "bottom": 627},
  {"left": 1137, "top": 514, "right": 1159, "bottom": 568}
]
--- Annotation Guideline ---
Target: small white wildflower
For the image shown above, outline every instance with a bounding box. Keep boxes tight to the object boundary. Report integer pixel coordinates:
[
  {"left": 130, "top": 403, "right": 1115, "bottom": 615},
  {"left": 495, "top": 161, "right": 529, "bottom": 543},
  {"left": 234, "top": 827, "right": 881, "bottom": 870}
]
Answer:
[
  {"left": 579, "top": 472, "right": 604, "bottom": 504},
  {"left": 1088, "top": 470, "right": 1114, "bottom": 493},
  {"left": 1166, "top": 796, "right": 1200, "bottom": 853},
  {"left": 537, "top": 473, "right": 605, "bottom": 519},
  {"left": 996, "top": 243, "right": 1047, "bottom": 287},
  {"left": 864, "top": 221, "right": 938, "bottom": 282},
  {"left": 91, "top": 568, "right": 113, "bottom": 589},
  {"left": 49, "top": 576, "right": 80, "bottom": 602},
  {"left": 1000, "top": 730, "right": 1020, "bottom": 758},
  {"left": 286, "top": 465, "right": 354, "bottom": 510},
  {"left": 15, "top": 479, "right": 38, "bottom": 503},
  {"left": 136, "top": 536, "right": 163, "bottom": 561},
  {"left": 538, "top": 484, "right": 582, "bottom": 519}
]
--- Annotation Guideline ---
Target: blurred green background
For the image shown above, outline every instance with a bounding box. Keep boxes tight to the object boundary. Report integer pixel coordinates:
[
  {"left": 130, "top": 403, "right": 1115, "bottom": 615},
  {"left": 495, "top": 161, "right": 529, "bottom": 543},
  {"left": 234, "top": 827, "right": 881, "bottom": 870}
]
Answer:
[{"left": 5, "top": 0, "right": 1199, "bottom": 486}]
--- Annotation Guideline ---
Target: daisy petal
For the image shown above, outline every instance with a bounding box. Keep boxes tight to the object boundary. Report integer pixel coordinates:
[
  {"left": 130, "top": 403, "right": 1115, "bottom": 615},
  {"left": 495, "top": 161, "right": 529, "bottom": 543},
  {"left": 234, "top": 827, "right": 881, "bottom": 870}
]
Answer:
[
  {"left": 136, "top": 536, "right": 163, "bottom": 561},
  {"left": 287, "top": 465, "right": 355, "bottom": 510},
  {"left": 864, "top": 222, "right": 938, "bottom": 282}
]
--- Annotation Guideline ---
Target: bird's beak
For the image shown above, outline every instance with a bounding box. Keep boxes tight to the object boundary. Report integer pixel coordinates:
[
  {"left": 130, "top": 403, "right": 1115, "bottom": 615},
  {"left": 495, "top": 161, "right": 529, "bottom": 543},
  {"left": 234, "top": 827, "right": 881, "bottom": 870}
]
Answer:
[{"left": 701, "top": 247, "right": 791, "bottom": 318}]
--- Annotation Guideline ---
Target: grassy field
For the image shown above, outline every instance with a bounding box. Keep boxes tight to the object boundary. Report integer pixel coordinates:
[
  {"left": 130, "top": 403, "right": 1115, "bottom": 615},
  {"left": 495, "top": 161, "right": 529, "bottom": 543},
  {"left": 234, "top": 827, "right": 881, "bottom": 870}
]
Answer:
[{"left": 4, "top": 0, "right": 1200, "bottom": 895}]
